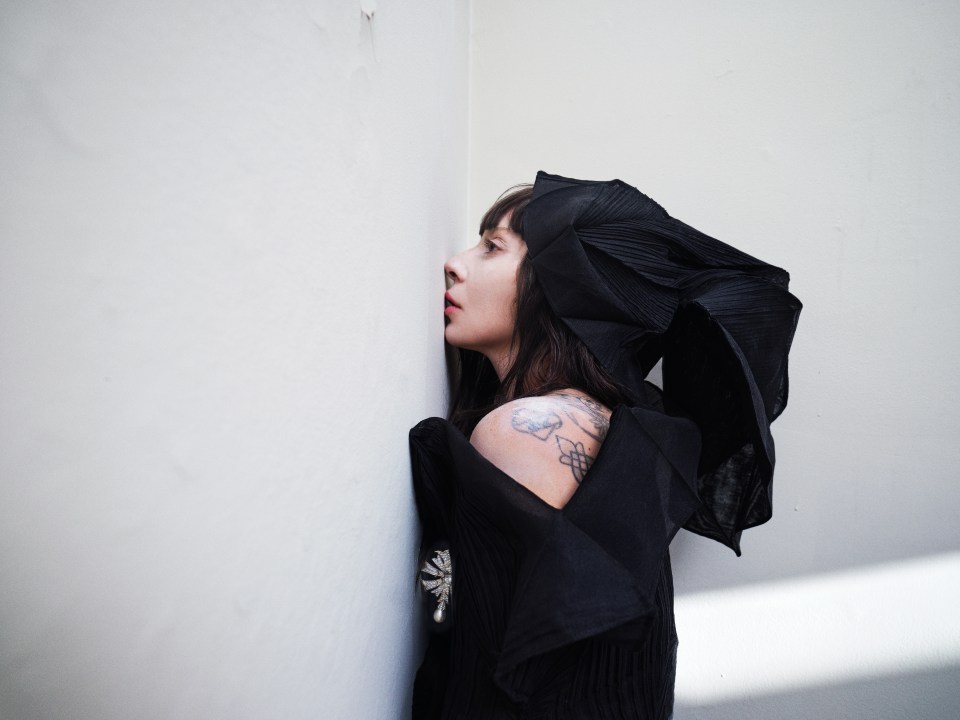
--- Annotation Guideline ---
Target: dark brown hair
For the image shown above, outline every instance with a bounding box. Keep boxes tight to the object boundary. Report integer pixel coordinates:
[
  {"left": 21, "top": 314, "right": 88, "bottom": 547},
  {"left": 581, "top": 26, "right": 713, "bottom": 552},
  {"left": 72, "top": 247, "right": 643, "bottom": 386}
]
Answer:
[{"left": 448, "top": 185, "right": 632, "bottom": 433}]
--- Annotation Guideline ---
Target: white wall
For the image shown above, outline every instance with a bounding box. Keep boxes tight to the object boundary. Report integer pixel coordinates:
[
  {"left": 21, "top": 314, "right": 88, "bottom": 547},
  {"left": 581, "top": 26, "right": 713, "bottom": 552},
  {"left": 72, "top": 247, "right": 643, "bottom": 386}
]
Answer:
[
  {"left": 0, "top": 2, "right": 467, "bottom": 718},
  {"left": 470, "top": 0, "right": 960, "bottom": 717}
]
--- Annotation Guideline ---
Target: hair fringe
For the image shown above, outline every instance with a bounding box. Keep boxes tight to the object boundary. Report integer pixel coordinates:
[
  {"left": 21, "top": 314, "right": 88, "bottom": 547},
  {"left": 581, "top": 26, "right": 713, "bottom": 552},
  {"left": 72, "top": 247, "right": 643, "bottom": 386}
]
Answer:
[{"left": 448, "top": 186, "right": 632, "bottom": 434}]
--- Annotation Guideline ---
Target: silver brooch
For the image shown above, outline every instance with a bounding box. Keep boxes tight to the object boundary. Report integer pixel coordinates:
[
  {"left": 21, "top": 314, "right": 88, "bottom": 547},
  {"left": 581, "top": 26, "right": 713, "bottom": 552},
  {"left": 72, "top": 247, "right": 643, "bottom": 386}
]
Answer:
[{"left": 419, "top": 548, "right": 453, "bottom": 623}]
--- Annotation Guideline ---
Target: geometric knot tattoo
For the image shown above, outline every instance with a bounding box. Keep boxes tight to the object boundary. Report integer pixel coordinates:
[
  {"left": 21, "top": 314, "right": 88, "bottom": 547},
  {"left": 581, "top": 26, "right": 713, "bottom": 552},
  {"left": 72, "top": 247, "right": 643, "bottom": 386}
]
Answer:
[{"left": 556, "top": 436, "right": 594, "bottom": 484}]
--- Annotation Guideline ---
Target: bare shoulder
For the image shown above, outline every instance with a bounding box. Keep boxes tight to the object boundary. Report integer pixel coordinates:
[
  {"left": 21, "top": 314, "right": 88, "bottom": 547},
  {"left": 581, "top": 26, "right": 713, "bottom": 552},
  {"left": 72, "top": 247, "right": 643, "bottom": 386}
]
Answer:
[{"left": 470, "top": 392, "right": 613, "bottom": 509}]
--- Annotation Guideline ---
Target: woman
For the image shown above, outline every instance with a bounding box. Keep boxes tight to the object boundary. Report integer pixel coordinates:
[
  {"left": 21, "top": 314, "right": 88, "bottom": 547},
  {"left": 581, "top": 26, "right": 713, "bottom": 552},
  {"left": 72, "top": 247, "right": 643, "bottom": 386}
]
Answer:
[{"left": 411, "top": 172, "right": 801, "bottom": 719}]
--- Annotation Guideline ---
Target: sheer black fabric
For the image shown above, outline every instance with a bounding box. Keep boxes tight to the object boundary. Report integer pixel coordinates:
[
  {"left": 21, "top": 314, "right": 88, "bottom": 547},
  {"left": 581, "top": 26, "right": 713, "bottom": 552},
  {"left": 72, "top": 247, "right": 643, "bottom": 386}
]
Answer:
[
  {"left": 410, "top": 406, "right": 701, "bottom": 719},
  {"left": 524, "top": 173, "right": 802, "bottom": 553}
]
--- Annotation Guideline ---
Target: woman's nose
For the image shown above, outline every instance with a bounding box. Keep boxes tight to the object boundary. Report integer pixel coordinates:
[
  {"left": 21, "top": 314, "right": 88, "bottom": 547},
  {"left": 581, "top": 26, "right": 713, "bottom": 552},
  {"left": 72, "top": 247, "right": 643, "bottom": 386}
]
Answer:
[{"left": 444, "top": 252, "right": 465, "bottom": 285}]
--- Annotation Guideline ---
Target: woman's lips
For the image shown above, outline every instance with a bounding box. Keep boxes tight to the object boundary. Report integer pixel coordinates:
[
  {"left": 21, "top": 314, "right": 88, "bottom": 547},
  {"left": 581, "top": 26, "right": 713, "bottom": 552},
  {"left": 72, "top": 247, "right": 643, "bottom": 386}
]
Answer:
[{"left": 444, "top": 292, "right": 461, "bottom": 314}]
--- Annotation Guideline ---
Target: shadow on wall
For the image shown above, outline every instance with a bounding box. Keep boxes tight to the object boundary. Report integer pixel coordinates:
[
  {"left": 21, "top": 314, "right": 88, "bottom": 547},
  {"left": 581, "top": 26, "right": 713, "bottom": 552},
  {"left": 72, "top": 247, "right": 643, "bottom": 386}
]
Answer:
[{"left": 675, "top": 663, "right": 960, "bottom": 720}]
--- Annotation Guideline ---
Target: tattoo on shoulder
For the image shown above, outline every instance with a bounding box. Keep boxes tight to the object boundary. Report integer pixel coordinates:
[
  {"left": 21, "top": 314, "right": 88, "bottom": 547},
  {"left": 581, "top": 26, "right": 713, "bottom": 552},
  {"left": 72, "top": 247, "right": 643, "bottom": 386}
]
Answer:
[
  {"left": 555, "top": 435, "right": 595, "bottom": 484},
  {"left": 511, "top": 407, "right": 563, "bottom": 441},
  {"left": 557, "top": 394, "right": 610, "bottom": 442}
]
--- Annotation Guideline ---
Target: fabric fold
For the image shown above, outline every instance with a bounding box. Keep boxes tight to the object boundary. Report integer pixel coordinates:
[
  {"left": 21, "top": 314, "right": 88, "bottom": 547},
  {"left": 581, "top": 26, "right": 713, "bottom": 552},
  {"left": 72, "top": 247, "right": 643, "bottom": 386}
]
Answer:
[
  {"left": 523, "top": 172, "right": 802, "bottom": 554},
  {"left": 410, "top": 409, "right": 701, "bottom": 706},
  {"left": 492, "top": 407, "right": 700, "bottom": 701}
]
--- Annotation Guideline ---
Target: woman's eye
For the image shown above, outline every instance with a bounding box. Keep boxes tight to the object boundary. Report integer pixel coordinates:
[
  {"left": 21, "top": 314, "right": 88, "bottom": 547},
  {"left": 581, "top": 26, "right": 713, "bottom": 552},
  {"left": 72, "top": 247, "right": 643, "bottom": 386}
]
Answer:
[{"left": 482, "top": 239, "right": 498, "bottom": 253}]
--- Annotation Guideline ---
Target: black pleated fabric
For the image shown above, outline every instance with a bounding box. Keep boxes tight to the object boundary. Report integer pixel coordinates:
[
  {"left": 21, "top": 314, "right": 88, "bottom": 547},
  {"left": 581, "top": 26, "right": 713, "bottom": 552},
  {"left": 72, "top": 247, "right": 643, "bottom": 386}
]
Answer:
[
  {"left": 410, "top": 173, "right": 801, "bottom": 716},
  {"left": 410, "top": 406, "right": 702, "bottom": 719},
  {"left": 524, "top": 173, "right": 802, "bottom": 554}
]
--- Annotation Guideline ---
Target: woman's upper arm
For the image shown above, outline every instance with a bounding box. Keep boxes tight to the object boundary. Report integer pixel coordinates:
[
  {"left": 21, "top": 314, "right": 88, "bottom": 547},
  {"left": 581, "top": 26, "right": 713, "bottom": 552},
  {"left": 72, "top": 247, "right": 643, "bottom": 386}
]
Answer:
[{"left": 469, "top": 396, "right": 608, "bottom": 509}]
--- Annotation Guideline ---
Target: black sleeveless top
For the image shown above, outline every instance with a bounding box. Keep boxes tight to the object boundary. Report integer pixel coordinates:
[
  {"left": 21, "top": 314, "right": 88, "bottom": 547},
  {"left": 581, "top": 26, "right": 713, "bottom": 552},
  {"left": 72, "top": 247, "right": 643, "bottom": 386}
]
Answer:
[{"left": 410, "top": 404, "right": 704, "bottom": 719}]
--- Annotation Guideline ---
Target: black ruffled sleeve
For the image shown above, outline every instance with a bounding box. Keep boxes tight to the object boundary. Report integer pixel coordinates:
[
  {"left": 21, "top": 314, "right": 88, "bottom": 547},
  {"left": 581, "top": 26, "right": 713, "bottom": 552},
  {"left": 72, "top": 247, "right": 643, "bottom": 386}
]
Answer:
[
  {"left": 492, "top": 406, "right": 700, "bottom": 700},
  {"left": 523, "top": 172, "right": 802, "bottom": 554},
  {"left": 410, "top": 410, "right": 700, "bottom": 712}
]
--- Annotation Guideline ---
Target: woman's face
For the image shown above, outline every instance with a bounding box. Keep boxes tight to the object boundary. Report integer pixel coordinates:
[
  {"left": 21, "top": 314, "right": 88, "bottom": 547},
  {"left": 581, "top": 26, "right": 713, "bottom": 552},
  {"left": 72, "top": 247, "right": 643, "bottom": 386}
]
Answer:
[{"left": 443, "top": 214, "right": 526, "bottom": 375}]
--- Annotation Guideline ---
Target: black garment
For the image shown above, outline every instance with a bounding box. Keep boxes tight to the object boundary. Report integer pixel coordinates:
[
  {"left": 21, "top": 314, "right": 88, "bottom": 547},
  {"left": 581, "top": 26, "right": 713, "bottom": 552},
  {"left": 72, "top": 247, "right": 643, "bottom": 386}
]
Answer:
[
  {"left": 410, "top": 173, "right": 801, "bottom": 717},
  {"left": 524, "top": 173, "right": 802, "bottom": 554},
  {"left": 410, "top": 404, "right": 702, "bottom": 719}
]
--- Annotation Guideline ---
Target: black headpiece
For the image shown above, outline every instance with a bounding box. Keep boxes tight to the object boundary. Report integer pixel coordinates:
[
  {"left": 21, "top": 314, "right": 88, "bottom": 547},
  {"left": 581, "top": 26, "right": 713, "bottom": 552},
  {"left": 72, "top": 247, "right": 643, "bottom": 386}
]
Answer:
[{"left": 524, "top": 172, "right": 802, "bottom": 553}]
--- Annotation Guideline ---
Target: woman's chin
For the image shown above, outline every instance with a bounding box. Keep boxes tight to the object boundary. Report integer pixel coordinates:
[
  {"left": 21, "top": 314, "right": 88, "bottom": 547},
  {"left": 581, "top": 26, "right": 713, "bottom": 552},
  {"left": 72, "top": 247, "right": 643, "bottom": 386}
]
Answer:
[
  {"left": 443, "top": 328, "right": 480, "bottom": 354},
  {"left": 443, "top": 326, "right": 463, "bottom": 348}
]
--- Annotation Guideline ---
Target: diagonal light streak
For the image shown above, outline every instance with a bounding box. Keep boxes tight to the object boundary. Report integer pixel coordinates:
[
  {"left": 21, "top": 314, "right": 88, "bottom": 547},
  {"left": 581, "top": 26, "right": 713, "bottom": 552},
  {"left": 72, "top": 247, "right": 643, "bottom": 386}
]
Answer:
[{"left": 675, "top": 551, "right": 960, "bottom": 704}]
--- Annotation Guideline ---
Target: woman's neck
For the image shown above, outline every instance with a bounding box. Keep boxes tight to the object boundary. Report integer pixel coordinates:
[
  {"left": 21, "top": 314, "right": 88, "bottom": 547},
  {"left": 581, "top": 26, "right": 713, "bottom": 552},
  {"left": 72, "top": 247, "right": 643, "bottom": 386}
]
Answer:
[{"left": 488, "top": 347, "right": 517, "bottom": 384}]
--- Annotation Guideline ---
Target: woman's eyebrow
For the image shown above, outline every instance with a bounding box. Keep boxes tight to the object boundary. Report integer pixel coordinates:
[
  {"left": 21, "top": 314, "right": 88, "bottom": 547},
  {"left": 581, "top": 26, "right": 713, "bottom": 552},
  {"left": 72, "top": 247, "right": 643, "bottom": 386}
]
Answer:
[{"left": 486, "top": 226, "right": 515, "bottom": 242}]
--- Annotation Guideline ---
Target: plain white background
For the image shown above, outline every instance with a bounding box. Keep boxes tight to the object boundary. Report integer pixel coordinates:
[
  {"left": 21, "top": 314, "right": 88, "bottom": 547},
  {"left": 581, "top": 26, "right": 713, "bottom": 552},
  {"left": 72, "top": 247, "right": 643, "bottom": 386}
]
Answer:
[{"left": 2, "top": 1, "right": 959, "bottom": 718}]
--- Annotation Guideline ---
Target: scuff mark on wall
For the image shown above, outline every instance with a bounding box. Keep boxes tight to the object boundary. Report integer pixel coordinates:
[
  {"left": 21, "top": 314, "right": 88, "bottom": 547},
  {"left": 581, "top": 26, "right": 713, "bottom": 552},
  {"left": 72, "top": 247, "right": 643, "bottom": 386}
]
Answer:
[
  {"left": 360, "top": 0, "right": 376, "bottom": 22},
  {"left": 359, "top": 1, "right": 378, "bottom": 63}
]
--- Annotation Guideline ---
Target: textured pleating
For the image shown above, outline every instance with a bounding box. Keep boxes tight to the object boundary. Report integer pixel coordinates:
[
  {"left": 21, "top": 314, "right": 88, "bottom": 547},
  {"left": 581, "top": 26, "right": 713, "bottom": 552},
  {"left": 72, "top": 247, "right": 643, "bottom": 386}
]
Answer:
[
  {"left": 410, "top": 407, "right": 701, "bottom": 719},
  {"left": 524, "top": 172, "right": 802, "bottom": 554}
]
